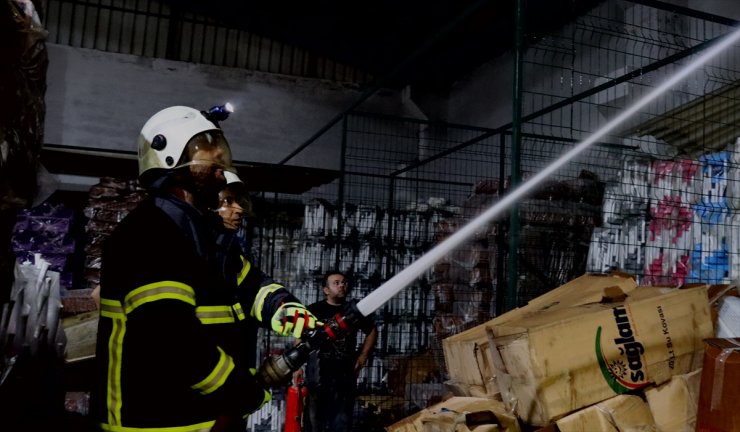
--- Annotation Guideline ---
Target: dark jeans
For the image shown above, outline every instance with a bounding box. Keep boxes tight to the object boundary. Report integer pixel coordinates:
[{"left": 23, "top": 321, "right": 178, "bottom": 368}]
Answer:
[{"left": 304, "top": 373, "right": 356, "bottom": 432}]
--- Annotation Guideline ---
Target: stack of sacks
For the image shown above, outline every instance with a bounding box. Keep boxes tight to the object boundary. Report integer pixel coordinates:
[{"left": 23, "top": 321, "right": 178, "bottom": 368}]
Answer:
[
  {"left": 689, "top": 151, "right": 732, "bottom": 284},
  {"left": 589, "top": 148, "right": 740, "bottom": 286},
  {"left": 643, "top": 158, "right": 698, "bottom": 286},
  {"left": 587, "top": 158, "right": 649, "bottom": 276},
  {"left": 82, "top": 177, "right": 146, "bottom": 297},
  {"left": 12, "top": 202, "right": 76, "bottom": 291}
]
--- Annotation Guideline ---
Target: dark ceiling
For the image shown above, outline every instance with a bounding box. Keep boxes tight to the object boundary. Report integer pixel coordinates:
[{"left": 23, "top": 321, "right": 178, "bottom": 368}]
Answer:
[{"left": 168, "top": 0, "right": 603, "bottom": 90}]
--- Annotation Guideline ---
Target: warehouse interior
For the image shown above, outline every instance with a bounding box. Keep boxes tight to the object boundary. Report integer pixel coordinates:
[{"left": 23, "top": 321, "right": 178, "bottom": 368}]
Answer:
[{"left": 3, "top": 0, "right": 740, "bottom": 431}]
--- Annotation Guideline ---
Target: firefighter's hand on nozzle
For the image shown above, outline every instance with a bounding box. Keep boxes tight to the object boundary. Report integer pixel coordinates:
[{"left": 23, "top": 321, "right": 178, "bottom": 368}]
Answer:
[{"left": 271, "top": 302, "right": 322, "bottom": 338}]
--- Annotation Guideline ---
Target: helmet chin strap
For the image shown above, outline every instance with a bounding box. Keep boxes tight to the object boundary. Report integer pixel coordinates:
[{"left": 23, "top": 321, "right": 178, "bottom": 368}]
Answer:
[
  {"left": 146, "top": 168, "right": 212, "bottom": 211},
  {"left": 143, "top": 170, "right": 176, "bottom": 192},
  {"left": 185, "top": 185, "right": 219, "bottom": 212}
]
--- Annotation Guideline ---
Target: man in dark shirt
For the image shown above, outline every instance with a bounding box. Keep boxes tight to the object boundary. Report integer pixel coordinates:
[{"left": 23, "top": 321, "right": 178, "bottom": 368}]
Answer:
[{"left": 301, "top": 271, "right": 378, "bottom": 432}]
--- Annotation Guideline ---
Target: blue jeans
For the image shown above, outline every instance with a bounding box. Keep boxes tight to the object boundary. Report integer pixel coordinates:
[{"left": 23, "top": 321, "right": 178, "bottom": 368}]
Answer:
[{"left": 304, "top": 374, "right": 355, "bottom": 432}]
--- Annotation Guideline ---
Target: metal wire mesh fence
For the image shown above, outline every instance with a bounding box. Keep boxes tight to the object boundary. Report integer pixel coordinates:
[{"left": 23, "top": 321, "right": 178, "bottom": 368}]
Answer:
[
  {"left": 249, "top": 115, "right": 618, "bottom": 429},
  {"left": 248, "top": 1, "right": 740, "bottom": 429},
  {"left": 36, "top": 0, "right": 740, "bottom": 428}
]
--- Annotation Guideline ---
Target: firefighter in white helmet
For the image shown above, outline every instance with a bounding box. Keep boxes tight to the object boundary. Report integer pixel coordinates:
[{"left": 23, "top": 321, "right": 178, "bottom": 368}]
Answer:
[
  {"left": 217, "top": 171, "right": 251, "bottom": 231},
  {"left": 91, "top": 105, "right": 320, "bottom": 432},
  {"left": 213, "top": 171, "right": 316, "bottom": 375}
]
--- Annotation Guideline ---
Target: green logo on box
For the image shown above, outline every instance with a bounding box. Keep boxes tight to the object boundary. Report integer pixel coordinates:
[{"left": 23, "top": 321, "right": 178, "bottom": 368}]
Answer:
[{"left": 595, "top": 305, "right": 651, "bottom": 393}]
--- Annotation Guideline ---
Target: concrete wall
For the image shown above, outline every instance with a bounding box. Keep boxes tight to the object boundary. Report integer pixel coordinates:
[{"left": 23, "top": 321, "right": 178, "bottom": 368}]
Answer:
[
  {"left": 44, "top": 44, "right": 407, "bottom": 172},
  {"left": 444, "top": 0, "right": 740, "bottom": 130},
  {"left": 684, "top": 0, "right": 740, "bottom": 21},
  {"left": 446, "top": 54, "right": 514, "bottom": 128},
  {"left": 44, "top": 0, "right": 740, "bottom": 190}
]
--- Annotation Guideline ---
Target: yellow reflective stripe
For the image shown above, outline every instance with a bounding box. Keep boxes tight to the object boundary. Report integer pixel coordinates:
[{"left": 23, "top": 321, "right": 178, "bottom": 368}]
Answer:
[
  {"left": 100, "top": 298, "right": 126, "bottom": 320},
  {"left": 237, "top": 256, "right": 251, "bottom": 285},
  {"left": 192, "top": 347, "right": 234, "bottom": 395},
  {"left": 251, "top": 284, "right": 284, "bottom": 322},
  {"left": 106, "top": 316, "right": 126, "bottom": 426},
  {"left": 99, "top": 420, "right": 215, "bottom": 431},
  {"left": 232, "top": 303, "right": 246, "bottom": 321},
  {"left": 124, "top": 281, "right": 195, "bottom": 314},
  {"left": 195, "top": 306, "right": 235, "bottom": 324}
]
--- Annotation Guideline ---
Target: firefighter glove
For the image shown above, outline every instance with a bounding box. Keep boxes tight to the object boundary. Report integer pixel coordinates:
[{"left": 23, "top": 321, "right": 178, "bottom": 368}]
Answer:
[
  {"left": 249, "top": 368, "right": 272, "bottom": 410},
  {"left": 271, "top": 302, "right": 321, "bottom": 338}
]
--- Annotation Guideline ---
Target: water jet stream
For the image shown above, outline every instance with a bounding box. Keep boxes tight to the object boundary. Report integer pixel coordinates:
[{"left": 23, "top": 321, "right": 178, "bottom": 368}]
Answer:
[{"left": 357, "top": 25, "right": 740, "bottom": 317}]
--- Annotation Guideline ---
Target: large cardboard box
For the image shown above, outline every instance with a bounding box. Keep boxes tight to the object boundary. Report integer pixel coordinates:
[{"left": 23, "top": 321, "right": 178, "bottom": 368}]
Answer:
[
  {"left": 442, "top": 273, "right": 637, "bottom": 397},
  {"left": 385, "top": 397, "right": 519, "bottom": 432},
  {"left": 62, "top": 310, "right": 99, "bottom": 363},
  {"left": 555, "top": 394, "right": 655, "bottom": 432},
  {"left": 488, "top": 286, "right": 712, "bottom": 426},
  {"left": 644, "top": 369, "right": 702, "bottom": 432},
  {"left": 696, "top": 338, "right": 740, "bottom": 432}
]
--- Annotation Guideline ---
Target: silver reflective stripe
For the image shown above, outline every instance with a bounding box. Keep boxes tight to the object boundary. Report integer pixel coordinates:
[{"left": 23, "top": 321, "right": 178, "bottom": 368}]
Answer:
[
  {"left": 100, "top": 298, "right": 125, "bottom": 319},
  {"left": 98, "top": 419, "right": 216, "bottom": 431},
  {"left": 191, "top": 347, "right": 234, "bottom": 395},
  {"left": 232, "top": 303, "right": 246, "bottom": 321},
  {"left": 195, "top": 306, "right": 235, "bottom": 324},
  {"left": 237, "top": 256, "right": 251, "bottom": 285},
  {"left": 251, "top": 284, "right": 283, "bottom": 321},
  {"left": 124, "top": 281, "right": 196, "bottom": 313}
]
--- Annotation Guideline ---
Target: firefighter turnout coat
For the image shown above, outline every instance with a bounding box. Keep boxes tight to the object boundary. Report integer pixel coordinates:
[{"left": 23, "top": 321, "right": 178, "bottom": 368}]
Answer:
[{"left": 91, "top": 195, "right": 299, "bottom": 431}]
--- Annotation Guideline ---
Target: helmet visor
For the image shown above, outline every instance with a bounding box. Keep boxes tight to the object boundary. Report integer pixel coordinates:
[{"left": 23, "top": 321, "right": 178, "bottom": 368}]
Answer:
[{"left": 177, "top": 130, "right": 235, "bottom": 173}]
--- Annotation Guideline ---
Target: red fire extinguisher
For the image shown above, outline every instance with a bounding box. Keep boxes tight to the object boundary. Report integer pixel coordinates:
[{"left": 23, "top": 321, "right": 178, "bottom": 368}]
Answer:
[{"left": 285, "top": 372, "right": 308, "bottom": 432}]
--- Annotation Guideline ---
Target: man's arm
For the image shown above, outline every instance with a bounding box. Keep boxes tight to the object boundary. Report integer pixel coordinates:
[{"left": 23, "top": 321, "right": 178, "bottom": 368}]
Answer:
[
  {"left": 355, "top": 325, "right": 378, "bottom": 373},
  {"left": 238, "top": 261, "right": 319, "bottom": 338}
]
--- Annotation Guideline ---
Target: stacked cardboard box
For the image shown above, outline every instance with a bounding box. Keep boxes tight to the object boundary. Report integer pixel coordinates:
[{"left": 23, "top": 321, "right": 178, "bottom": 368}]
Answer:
[
  {"left": 421, "top": 273, "right": 715, "bottom": 431},
  {"left": 695, "top": 338, "right": 740, "bottom": 431},
  {"left": 491, "top": 285, "right": 711, "bottom": 426},
  {"left": 386, "top": 397, "right": 520, "bottom": 432},
  {"left": 555, "top": 394, "right": 655, "bottom": 431},
  {"left": 645, "top": 369, "right": 702, "bottom": 431},
  {"left": 441, "top": 273, "right": 638, "bottom": 398}
]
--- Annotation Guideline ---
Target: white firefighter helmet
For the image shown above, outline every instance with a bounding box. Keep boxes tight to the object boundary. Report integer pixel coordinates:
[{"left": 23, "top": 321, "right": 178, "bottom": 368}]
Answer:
[
  {"left": 218, "top": 170, "right": 252, "bottom": 217},
  {"left": 224, "top": 171, "right": 243, "bottom": 185},
  {"left": 137, "top": 105, "right": 234, "bottom": 185}
]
